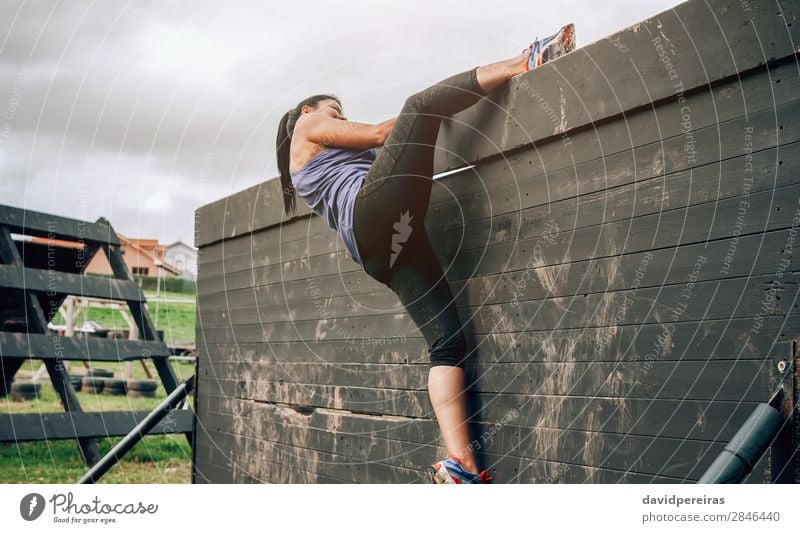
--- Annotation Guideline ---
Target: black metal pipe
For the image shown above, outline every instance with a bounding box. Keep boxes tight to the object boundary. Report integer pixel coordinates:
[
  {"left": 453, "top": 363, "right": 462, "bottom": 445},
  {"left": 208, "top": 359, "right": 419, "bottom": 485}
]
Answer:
[
  {"left": 697, "top": 395, "right": 783, "bottom": 484},
  {"left": 77, "top": 375, "right": 195, "bottom": 484}
]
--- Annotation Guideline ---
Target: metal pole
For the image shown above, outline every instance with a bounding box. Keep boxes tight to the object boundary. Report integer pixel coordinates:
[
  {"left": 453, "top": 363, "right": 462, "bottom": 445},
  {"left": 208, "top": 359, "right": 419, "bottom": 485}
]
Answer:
[
  {"left": 698, "top": 390, "right": 784, "bottom": 484},
  {"left": 77, "top": 374, "right": 195, "bottom": 484}
]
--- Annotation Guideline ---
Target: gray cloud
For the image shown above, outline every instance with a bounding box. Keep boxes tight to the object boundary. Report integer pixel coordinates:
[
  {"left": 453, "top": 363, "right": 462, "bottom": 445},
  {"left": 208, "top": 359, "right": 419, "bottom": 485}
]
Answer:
[{"left": 0, "top": 0, "right": 683, "bottom": 245}]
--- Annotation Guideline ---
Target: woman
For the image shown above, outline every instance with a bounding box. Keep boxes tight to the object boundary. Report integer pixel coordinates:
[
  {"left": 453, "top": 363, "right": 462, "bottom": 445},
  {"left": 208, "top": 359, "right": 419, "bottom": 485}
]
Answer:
[{"left": 275, "top": 24, "right": 575, "bottom": 484}]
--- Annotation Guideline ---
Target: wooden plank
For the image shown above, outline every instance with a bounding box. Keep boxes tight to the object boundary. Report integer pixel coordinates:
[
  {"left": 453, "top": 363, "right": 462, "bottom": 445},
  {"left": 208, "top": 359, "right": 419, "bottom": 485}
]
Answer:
[
  {"left": 196, "top": 227, "right": 794, "bottom": 320},
  {"left": 192, "top": 457, "right": 235, "bottom": 484},
  {"left": 197, "top": 178, "right": 799, "bottom": 295},
  {"left": 446, "top": 183, "right": 799, "bottom": 281},
  {"left": 196, "top": 271, "right": 799, "bottom": 342},
  {"left": 197, "top": 103, "right": 800, "bottom": 282},
  {"left": 0, "top": 332, "right": 171, "bottom": 361},
  {"left": 204, "top": 358, "right": 770, "bottom": 402},
  {"left": 201, "top": 380, "right": 765, "bottom": 441},
  {"left": 222, "top": 448, "right": 352, "bottom": 483},
  {"left": 197, "top": 402, "right": 715, "bottom": 482},
  {"left": 0, "top": 409, "right": 193, "bottom": 442},
  {"left": 428, "top": 59, "right": 800, "bottom": 208},
  {"left": 431, "top": 0, "right": 799, "bottom": 172},
  {"left": 197, "top": 228, "right": 796, "bottom": 324},
  {"left": 0, "top": 265, "right": 144, "bottom": 301},
  {"left": 217, "top": 431, "right": 423, "bottom": 483},
  {"left": 0, "top": 205, "right": 119, "bottom": 245},
  {"left": 430, "top": 114, "right": 799, "bottom": 253},
  {"left": 204, "top": 424, "right": 682, "bottom": 483},
  {"left": 199, "top": 399, "right": 723, "bottom": 479},
  {"left": 196, "top": 323, "right": 791, "bottom": 365},
  {"left": 198, "top": 398, "right": 712, "bottom": 478}
]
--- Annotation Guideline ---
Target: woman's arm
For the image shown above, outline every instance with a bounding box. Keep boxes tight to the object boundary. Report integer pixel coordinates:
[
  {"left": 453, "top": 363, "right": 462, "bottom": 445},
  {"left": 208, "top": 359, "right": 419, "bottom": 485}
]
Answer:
[
  {"left": 375, "top": 117, "right": 396, "bottom": 146},
  {"left": 296, "top": 114, "right": 396, "bottom": 150}
]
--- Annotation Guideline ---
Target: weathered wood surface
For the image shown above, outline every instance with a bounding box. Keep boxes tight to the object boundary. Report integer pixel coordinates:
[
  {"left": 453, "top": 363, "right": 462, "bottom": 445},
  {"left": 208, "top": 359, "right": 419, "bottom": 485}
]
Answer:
[
  {"left": 193, "top": 0, "right": 798, "bottom": 483},
  {"left": 0, "top": 410, "right": 194, "bottom": 442}
]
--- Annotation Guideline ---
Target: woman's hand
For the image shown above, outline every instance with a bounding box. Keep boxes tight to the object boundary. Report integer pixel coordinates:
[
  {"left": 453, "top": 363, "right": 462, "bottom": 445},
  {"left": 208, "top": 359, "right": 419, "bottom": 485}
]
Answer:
[
  {"left": 296, "top": 113, "right": 393, "bottom": 150},
  {"left": 376, "top": 117, "right": 397, "bottom": 146}
]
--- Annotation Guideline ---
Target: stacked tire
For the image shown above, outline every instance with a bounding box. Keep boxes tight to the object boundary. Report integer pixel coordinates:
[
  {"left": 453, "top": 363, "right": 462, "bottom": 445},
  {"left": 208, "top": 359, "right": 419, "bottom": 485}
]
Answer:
[
  {"left": 80, "top": 368, "right": 116, "bottom": 394},
  {"left": 10, "top": 380, "right": 41, "bottom": 401},
  {"left": 80, "top": 376, "right": 105, "bottom": 394},
  {"left": 103, "top": 378, "right": 127, "bottom": 396},
  {"left": 86, "top": 368, "right": 114, "bottom": 378},
  {"left": 126, "top": 379, "right": 157, "bottom": 398}
]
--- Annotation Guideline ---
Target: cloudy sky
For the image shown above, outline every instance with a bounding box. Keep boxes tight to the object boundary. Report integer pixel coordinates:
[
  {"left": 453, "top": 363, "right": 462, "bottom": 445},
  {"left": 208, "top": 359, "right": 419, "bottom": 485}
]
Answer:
[{"left": 0, "top": 0, "right": 684, "bottom": 247}]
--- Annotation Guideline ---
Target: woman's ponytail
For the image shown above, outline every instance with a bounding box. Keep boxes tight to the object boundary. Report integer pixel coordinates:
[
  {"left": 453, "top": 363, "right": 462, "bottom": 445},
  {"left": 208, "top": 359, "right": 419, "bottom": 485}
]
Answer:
[
  {"left": 276, "top": 108, "right": 298, "bottom": 216},
  {"left": 275, "top": 94, "right": 341, "bottom": 217}
]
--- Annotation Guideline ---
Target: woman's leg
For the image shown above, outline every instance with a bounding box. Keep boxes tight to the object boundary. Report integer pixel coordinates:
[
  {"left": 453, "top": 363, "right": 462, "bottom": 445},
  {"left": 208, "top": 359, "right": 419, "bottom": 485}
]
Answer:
[
  {"left": 385, "top": 230, "right": 481, "bottom": 472},
  {"left": 354, "top": 51, "right": 530, "bottom": 279},
  {"left": 357, "top": 50, "right": 530, "bottom": 214},
  {"left": 352, "top": 52, "right": 529, "bottom": 476}
]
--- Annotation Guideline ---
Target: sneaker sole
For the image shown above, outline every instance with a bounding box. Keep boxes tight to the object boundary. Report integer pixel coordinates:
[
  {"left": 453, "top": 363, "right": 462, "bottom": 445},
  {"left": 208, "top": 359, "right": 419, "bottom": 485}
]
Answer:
[
  {"left": 426, "top": 465, "right": 445, "bottom": 484},
  {"left": 535, "top": 24, "right": 575, "bottom": 68}
]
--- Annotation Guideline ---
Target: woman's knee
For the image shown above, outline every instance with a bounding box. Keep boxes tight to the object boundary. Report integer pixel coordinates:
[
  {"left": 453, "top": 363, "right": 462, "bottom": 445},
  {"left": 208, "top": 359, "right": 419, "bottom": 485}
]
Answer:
[
  {"left": 402, "top": 91, "right": 428, "bottom": 115},
  {"left": 429, "top": 331, "right": 467, "bottom": 368}
]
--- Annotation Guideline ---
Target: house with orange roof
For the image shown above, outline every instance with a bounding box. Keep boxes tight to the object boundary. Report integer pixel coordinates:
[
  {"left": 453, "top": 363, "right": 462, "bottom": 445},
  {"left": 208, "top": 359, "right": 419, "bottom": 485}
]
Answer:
[{"left": 84, "top": 234, "right": 180, "bottom": 278}]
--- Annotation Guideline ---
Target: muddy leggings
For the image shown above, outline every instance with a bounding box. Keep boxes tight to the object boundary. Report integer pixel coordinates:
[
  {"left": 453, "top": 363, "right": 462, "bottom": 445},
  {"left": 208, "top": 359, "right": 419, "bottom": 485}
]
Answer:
[{"left": 352, "top": 66, "right": 487, "bottom": 368}]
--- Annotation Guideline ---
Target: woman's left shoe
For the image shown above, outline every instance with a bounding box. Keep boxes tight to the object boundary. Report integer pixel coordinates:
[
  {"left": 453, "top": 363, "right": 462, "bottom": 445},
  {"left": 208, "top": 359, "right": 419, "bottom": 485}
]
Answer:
[
  {"left": 426, "top": 455, "right": 494, "bottom": 484},
  {"left": 524, "top": 22, "right": 576, "bottom": 71}
]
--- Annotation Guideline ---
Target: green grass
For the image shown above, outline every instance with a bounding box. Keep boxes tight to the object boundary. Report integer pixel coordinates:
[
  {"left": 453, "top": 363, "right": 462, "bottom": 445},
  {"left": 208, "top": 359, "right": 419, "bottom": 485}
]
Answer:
[
  {"left": 50, "top": 299, "right": 196, "bottom": 345},
  {"left": 0, "top": 434, "right": 192, "bottom": 483},
  {"left": 142, "top": 289, "right": 196, "bottom": 300},
  {"left": 148, "top": 301, "right": 196, "bottom": 345},
  {"left": 2, "top": 359, "right": 197, "bottom": 483}
]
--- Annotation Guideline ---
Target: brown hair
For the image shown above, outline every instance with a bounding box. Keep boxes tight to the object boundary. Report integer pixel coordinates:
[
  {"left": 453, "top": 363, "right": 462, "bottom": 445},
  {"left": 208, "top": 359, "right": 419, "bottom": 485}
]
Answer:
[{"left": 275, "top": 94, "right": 341, "bottom": 216}]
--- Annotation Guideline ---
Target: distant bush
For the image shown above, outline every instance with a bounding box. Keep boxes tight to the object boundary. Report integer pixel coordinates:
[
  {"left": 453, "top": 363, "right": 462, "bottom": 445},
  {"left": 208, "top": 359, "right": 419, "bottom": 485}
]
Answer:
[
  {"left": 134, "top": 275, "right": 196, "bottom": 294},
  {"left": 84, "top": 272, "right": 196, "bottom": 293}
]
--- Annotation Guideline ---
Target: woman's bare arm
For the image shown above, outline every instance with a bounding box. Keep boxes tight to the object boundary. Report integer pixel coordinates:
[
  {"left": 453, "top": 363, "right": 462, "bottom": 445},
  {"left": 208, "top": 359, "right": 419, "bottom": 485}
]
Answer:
[
  {"left": 376, "top": 117, "right": 396, "bottom": 146},
  {"left": 296, "top": 114, "right": 396, "bottom": 150}
]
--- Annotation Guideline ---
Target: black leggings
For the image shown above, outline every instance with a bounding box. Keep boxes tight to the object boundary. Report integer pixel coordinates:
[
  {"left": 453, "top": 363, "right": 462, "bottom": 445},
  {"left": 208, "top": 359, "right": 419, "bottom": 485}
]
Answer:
[{"left": 352, "top": 66, "right": 487, "bottom": 368}]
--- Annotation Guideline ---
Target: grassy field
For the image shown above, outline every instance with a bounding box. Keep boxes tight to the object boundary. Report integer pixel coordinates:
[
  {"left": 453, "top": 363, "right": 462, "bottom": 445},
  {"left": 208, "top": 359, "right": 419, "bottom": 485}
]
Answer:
[
  {"left": 2, "top": 359, "right": 196, "bottom": 483},
  {"left": 51, "top": 290, "right": 196, "bottom": 345}
]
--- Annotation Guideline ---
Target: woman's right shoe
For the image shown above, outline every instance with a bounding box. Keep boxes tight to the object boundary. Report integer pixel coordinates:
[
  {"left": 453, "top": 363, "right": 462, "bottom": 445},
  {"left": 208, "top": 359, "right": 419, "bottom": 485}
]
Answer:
[
  {"left": 426, "top": 455, "right": 494, "bottom": 484},
  {"left": 525, "top": 22, "right": 576, "bottom": 71}
]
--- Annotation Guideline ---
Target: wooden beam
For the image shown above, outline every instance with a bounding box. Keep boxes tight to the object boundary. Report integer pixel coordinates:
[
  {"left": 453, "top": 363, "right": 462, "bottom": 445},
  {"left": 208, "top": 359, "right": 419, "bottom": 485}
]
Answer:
[
  {"left": 0, "top": 332, "right": 171, "bottom": 361},
  {"left": 0, "top": 224, "right": 100, "bottom": 465},
  {"left": 0, "top": 409, "right": 193, "bottom": 442},
  {"left": 0, "top": 204, "right": 119, "bottom": 245},
  {"left": 0, "top": 265, "right": 145, "bottom": 301}
]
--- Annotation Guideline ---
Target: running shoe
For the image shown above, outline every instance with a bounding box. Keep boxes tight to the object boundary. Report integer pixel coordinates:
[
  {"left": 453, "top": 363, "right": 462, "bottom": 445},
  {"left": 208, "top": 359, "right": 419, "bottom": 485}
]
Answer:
[
  {"left": 525, "top": 22, "right": 576, "bottom": 71},
  {"left": 426, "top": 455, "right": 494, "bottom": 484}
]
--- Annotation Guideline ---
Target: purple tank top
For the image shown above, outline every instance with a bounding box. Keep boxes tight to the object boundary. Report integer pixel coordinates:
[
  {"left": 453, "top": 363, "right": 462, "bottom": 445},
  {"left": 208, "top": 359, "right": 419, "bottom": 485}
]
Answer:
[{"left": 290, "top": 146, "right": 377, "bottom": 267}]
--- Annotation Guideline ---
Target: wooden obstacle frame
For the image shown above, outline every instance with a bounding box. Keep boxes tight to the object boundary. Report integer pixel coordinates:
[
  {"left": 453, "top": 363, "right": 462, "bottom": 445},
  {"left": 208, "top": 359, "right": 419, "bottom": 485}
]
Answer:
[
  {"left": 192, "top": 0, "right": 799, "bottom": 483},
  {"left": 0, "top": 205, "right": 194, "bottom": 467}
]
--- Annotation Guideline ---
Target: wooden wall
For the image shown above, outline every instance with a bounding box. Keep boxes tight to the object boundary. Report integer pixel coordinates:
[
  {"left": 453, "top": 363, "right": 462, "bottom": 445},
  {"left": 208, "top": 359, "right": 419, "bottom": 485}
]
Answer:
[{"left": 192, "top": 0, "right": 799, "bottom": 483}]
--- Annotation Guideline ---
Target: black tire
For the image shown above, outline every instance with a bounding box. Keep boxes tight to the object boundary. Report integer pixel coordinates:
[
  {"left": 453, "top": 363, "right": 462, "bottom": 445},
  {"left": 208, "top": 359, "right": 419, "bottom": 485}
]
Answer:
[
  {"left": 87, "top": 368, "right": 114, "bottom": 378},
  {"left": 11, "top": 381, "right": 39, "bottom": 393},
  {"left": 69, "top": 375, "right": 83, "bottom": 391},
  {"left": 103, "top": 378, "right": 127, "bottom": 395},
  {"left": 126, "top": 379, "right": 158, "bottom": 392},
  {"left": 80, "top": 376, "right": 106, "bottom": 393},
  {"left": 11, "top": 381, "right": 41, "bottom": 401}
]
